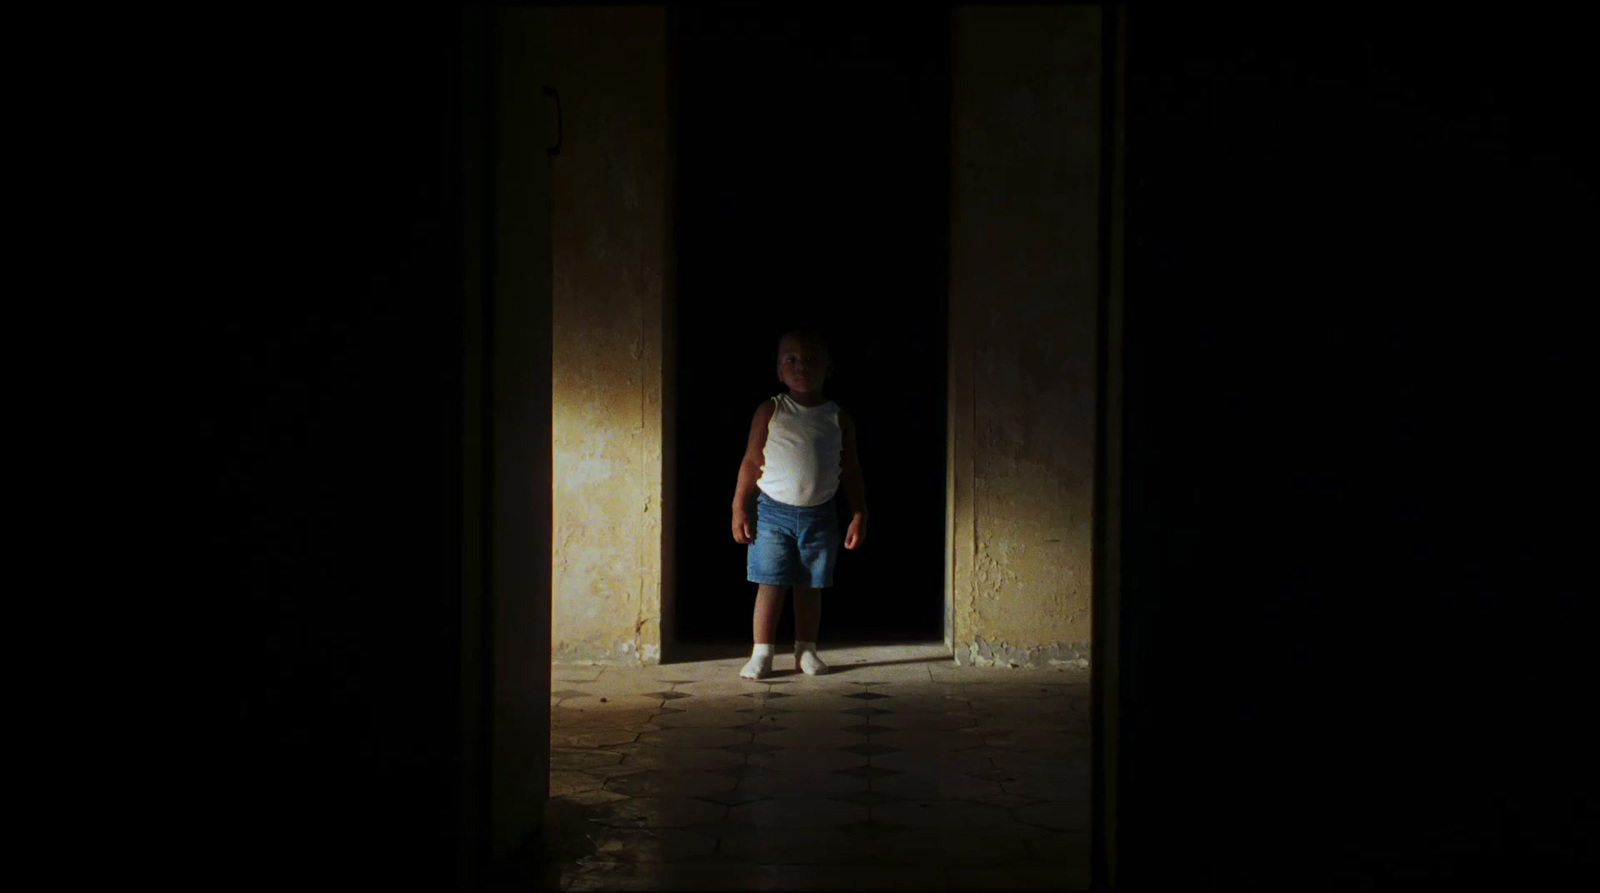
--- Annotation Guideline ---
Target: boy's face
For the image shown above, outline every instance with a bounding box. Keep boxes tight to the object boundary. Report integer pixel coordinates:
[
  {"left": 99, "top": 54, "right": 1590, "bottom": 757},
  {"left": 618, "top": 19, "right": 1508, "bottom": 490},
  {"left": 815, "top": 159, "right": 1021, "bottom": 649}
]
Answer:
[{"left": 776, "top": 336, "right": 828, "bottom": 395}]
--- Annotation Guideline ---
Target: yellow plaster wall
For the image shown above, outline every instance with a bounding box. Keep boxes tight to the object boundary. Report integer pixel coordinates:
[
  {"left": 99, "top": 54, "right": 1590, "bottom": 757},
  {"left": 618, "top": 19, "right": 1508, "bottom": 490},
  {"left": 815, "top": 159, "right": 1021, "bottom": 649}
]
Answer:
[
  {"left": 551, "top": 8, "right": 667, "bottom": 664},
  {"left": 948, "top": 6, "right": 1102, "bottom": 667}
]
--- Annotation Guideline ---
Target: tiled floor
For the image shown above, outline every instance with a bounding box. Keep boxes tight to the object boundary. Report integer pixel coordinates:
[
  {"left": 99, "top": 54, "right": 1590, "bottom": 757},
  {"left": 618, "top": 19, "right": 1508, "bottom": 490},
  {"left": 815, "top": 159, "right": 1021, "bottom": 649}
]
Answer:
[{"left": 539, "top": 643, "right": 1091, "bottom": 891}]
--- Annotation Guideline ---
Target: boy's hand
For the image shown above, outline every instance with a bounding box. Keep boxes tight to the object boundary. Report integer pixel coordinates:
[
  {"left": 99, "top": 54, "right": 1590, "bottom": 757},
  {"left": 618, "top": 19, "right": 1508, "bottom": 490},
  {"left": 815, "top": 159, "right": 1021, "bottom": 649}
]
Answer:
[
  {"left": 732, "top": 508, "right": 755, "bottom": 544},
  {"left": 844, "top": 514, "right": 867, "bottom": 550}
]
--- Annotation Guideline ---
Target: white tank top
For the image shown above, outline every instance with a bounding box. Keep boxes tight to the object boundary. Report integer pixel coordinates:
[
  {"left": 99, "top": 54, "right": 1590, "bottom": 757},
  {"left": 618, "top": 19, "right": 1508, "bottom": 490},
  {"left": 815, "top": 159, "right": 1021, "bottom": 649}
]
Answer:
[{"left": 756, "top": 394, "right": 842, "bottom": 507}]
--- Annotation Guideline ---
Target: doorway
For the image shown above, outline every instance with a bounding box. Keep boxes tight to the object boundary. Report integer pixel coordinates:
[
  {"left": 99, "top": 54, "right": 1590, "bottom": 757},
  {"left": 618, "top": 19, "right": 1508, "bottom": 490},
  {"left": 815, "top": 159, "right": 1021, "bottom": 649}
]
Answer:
[{"left": 670, "top": 6, "right": 950, "bottom": 648}]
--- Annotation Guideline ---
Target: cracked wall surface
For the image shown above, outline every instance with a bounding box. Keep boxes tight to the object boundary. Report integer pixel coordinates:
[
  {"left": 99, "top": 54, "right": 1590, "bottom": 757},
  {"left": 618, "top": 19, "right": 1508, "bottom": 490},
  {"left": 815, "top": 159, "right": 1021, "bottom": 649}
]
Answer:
[
  {"left": 551, "top": 8, "right": 666, "bottom": 665},
  {"left": 948, "top": 6, "right": 1101, "bottom": 667}
]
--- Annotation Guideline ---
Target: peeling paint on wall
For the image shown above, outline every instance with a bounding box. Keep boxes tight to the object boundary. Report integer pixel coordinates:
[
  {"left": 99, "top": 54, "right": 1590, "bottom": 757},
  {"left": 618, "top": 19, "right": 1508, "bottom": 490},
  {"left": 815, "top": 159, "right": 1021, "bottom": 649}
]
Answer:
[
  {"left": 551, "top": 638, "right": 661, "bottom": 667},
  {"left": 953, "top": 638, "right": 1092, "bottom": 669}
]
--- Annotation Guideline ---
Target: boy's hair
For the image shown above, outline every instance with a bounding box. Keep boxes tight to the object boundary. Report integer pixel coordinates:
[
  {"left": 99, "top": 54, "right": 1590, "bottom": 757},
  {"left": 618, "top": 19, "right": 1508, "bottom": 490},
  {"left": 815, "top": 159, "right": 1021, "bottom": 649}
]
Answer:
[{"left": 776, "top": 328, "right": 830, "bottom": 358}]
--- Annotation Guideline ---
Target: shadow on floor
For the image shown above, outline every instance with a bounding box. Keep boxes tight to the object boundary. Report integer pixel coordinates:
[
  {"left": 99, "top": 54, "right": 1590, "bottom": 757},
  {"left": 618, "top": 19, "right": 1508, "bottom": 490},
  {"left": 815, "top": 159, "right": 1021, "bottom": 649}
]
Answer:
[
  {"left": 661, "top": 640, "right": 948, "bottom": 665},
  {"left": 759, "top": 656, "right": 952, "bottom": 678}
]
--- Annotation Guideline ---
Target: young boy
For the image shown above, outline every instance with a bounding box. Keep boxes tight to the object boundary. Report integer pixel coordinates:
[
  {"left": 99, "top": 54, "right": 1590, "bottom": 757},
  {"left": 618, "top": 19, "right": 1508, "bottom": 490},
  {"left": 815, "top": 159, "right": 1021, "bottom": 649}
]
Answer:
[{"left": 731, "top": 329, "right": 868, "bottom": 680}]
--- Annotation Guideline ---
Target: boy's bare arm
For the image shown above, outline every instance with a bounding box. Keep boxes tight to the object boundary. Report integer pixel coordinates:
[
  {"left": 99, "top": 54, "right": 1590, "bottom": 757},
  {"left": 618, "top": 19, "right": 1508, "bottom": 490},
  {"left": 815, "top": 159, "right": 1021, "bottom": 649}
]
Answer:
[
  {"left": 732, "top": 400, "right": 774, "bottom": 543},
  {"left": 840, "top": 411, "right": 868, "bottom": 549}
]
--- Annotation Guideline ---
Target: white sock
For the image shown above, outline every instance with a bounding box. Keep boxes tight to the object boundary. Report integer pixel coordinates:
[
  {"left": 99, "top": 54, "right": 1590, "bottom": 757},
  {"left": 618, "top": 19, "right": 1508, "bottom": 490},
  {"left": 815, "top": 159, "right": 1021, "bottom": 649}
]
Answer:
[
  {"left": 795, "top": 641, "right": 828, "bottom": 676},
  {"left": 740, "top": 643, "right": 773, "bottom": 680}
]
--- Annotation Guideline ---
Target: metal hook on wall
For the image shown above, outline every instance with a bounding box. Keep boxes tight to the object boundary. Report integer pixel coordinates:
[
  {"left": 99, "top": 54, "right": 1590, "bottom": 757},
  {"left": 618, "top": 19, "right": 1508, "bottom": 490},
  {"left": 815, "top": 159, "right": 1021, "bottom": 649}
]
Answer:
[{"left": 544, "top": 85, "right": 562, "bottom": 157}]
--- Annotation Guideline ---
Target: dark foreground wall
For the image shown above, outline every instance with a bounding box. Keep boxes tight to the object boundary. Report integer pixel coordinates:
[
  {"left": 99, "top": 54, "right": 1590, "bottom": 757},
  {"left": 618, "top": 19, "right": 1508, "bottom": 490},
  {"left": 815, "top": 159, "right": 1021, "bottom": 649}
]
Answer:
[
  {"left": 1114, "top": 6, "right": 1596, "bottom": 886},
  {"left": 190, "top": 4, "right": 1595, "bottom": 888},
  {"left": 199, "top": 8, "right": 478, "bottom": 888}
]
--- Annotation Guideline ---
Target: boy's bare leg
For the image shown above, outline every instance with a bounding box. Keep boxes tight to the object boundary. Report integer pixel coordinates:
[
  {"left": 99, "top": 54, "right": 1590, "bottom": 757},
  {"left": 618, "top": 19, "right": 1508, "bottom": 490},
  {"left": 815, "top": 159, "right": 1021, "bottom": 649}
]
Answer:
[
  {"left": 793, "top": 586, "right": 828, "bottom": 675},
  {"left": 752, "top": 584, "right": 787, "bottom": 644},
  {"left": 792, "top": 586, "right": 821, "bottom": 643},
  {"left": 742, "top": 584, "right": 787, "bottom": 679}
]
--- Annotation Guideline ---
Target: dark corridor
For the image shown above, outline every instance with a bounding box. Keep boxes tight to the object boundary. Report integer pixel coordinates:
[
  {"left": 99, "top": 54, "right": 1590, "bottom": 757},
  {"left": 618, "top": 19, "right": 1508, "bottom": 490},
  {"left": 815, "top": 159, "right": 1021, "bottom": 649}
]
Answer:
[{"left": 671, "top": 7, "right": 950, "bottom": 647}]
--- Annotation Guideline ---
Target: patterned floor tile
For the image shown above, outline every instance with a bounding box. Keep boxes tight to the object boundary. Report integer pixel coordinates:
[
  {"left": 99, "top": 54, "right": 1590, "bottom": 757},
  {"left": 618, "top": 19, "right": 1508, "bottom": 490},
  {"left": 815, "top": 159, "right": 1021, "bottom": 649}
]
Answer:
[
  {"left": 747, "top": 747, "right": 867, "bottom": 774},
  {"left": 601, "top": 745, "right": 736, "bottom": 774},
  {"left": 1027, "top": 830, "right": 1093, "bottom": 862},
  {"left": 976, "top": 687, "right": 1062, "bottom": 700},
  {"left": 717, "top": 826, "right": 880, "bottom": 865},
  {"left": 872, "top": 827, "right": 1029, "bottom": 866},
  {"left": 672, "top": 681, "right": 765, "bottom": 699},
  {"left": 979, "top": 792, "right": 1046, "bottom": 809},
  {"left": 730, "top": 722, "right": 786, "bottom": 734},
  {"left": 838, "top": 743, "right": 899, "bottom": 757},
  {"left": 589, "top": 767, "right": 654, "bottom": 785},
  {"left": 870, "top": 711, "right": 975, "bottom": 731},
  {"left": 946, "top": 860, "right": 1087, "bottom": 891},
  {"left": 758, "top": 863, "right": 951, "bottom": 891},
  {"left": 706, "top": 763, "right": 778, "bottom": 779},
  {"left": 587, "top": 795, "right": 728, "bottom": 829},
  {"left": 545, "top": 650, "right": 1091, "bottom": 887},
  {"left": 825, "top": 667, "right": 936, "bottom": 683},
  {"left": 692, "top": 789, "right": 773, "bottom": 807},
  {"left": 986, "top": 748, "right": 1088, "bottom": 776},
  {"left": 985, "top": 728, "right": 1091, "bottom": 753},
  {"left": 963, "top": 819, "right": 1054, "bottom": 839},
  {"left": 551, "top": 769, "right": 607, "bottom": 796},
  {"left": 756, "top": 727, "right": 858, "bottom": 749},
  {"left": 673, "top": 695, "right": 754, "bottom": 713},
  {"left": 761, "top": 710, "right": 855, "bottom": 727},
  {"left": 606, "top": 743, "right": 746, "bottom": 771},
  {"left": 555, "top": 788, "right": 630, "bottom": 807},
  {"left": 555, "top": 695, "right": 671, "bottom": 713},
  {"left": 870, "top": 770, "right": 1003, "bottom": 801},
  {"left": 862, "top": 695, "right": 965, "bottom": 714},
  {"left": 762, "top": 694, "right": 864, "bottom": 713},
  {"left": 564, "top": 860, "right": 784, "bottom": 892},
  {"left": 549, "top": 748, "right": 625, "bottom": 771},
  {"left": 737, "top": 769, "right": 869, "bottom": 799},
  {"left": 833, "top": 765, "right": 901, "bottom": 781},
  {"left": 1013, "top": 798, "right": 1090, "bottom": 832},
  {"left": 889, "top": 683, "right": 971, "bottom": 698},
  {"left": 604, "top": 769, "right": 739, "bottom": 798},
  {"left": 649, "top": 709, "right": 751, "bottom": 729},
  {"left": 1001, "top": 771, "right": 1090, "bottom": 801},
  {"left": 582, "top": 827, "right": 719, "bottom": 862},
  {"left": 871, "top": 748, "right": 995, "bottom": 777},
  {"left": 551, "top": 727, "right": 639, "bottom": 748},
  {"left": 553, "top": 706, "right": 660, "bottom": 726},
  {"left": 869, "top": 729, "right": 985, "bottom": 752},
  {"left": 872, "top": 798, "right": 1011, "bottom": 829},
  {"left": 1039, "top": 708, "right": 1087, "bottom": 724},
  {"left": 830, "top": 790, "right": 901, "bottom": 807},
  {"left": 727, "top": 796, "right": 868, "bottom": 829},
  {"left": 591, "top": 672, "right": 700, "bottom": 692},
  {"left": 972, "top": 702, "right": 1082, "bottom": 722},
  {"left": 635, "top": 727, "right": 750, "bottom": 749}
]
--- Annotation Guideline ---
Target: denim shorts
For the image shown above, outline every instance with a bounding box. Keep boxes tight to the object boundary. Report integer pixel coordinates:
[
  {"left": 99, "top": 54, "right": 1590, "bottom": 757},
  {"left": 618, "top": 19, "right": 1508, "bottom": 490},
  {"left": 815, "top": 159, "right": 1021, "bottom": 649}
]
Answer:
[{"left": 746, "top": 490, "right": 840, "bottom": 588}]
